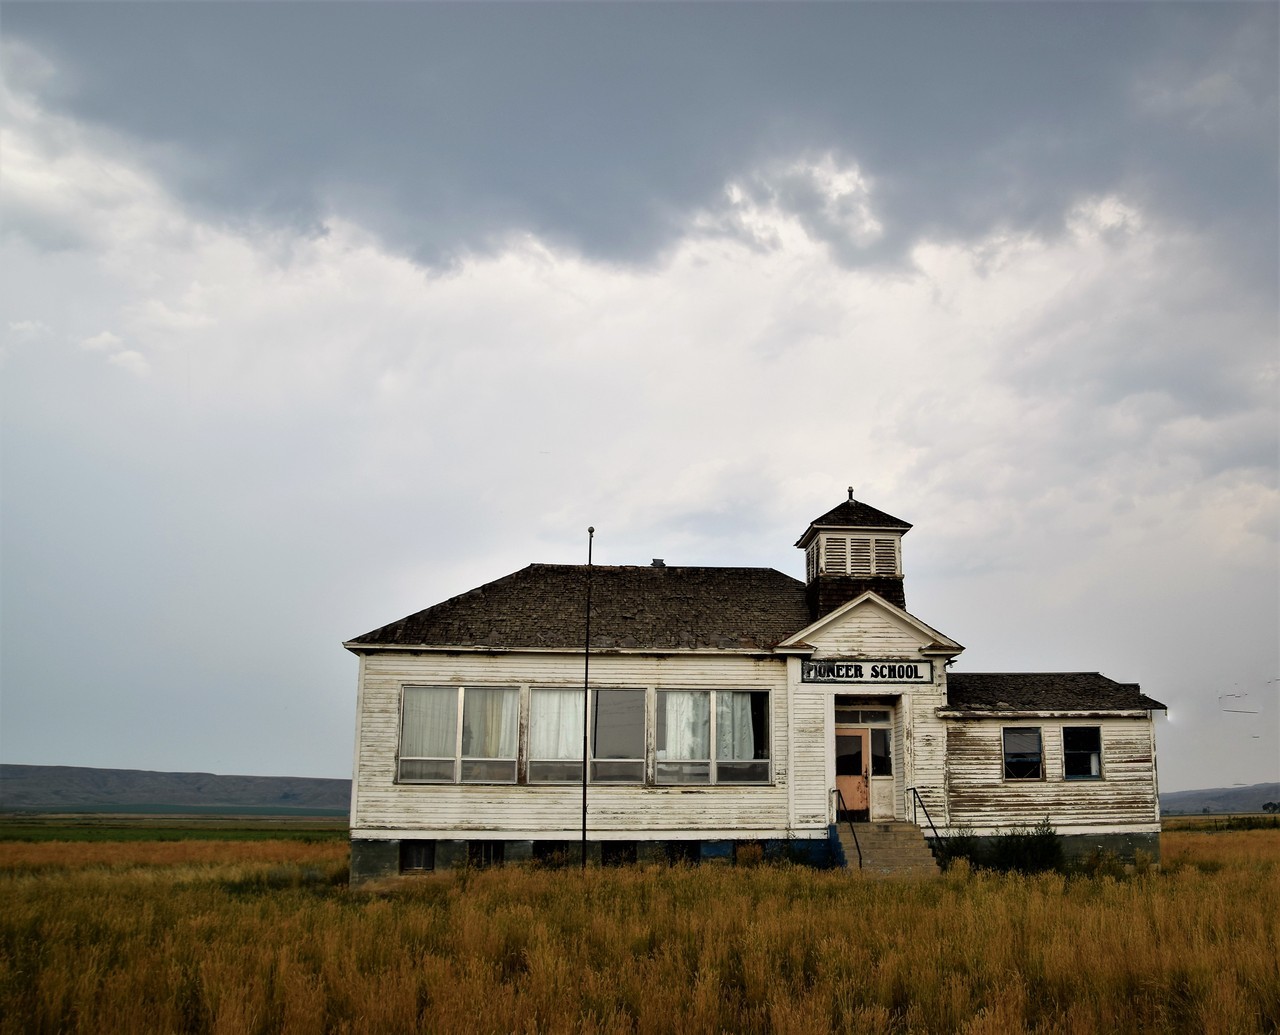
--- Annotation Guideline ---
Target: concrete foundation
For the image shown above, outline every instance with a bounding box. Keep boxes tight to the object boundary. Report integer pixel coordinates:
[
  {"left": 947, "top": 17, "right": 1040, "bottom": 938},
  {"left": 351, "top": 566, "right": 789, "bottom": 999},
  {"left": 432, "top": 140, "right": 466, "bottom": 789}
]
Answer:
[
  {"left": 348, "top": 834, "right": 843, "bottom": 883},
  {"left": 350, "top": 839, "right": 400, "bottom": 882}
]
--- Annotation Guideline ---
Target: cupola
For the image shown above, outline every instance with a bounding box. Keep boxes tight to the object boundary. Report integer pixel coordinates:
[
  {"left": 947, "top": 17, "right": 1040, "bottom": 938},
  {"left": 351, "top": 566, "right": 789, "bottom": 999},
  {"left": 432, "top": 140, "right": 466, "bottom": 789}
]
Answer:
[{"left": 795, "top": 489, "right": 912, "bottom": 618}]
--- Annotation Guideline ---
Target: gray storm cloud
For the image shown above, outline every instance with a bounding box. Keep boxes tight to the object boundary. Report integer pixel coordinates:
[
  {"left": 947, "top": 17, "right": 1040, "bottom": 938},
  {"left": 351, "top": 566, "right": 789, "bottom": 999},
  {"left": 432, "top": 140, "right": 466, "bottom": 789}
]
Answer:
[
  {"left": 7, "top": 4, "right": 1275, "bottom": 276},
  {"left": 1, "top": 3, "right": 1275, "bottom": 790}
]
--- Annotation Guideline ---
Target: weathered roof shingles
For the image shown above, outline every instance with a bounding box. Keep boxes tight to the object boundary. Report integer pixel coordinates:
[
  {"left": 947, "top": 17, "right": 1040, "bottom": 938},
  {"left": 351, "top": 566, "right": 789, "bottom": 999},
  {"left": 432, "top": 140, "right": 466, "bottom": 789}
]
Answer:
[
  {"left": 803, "top": 499, "right": 912, "bottom": 533},
  {"left": 348, "top": 564, "right": 811, "bottom": 651},
  {"left": 947, "top": 672, "right": 1165, "bottom": 712}
]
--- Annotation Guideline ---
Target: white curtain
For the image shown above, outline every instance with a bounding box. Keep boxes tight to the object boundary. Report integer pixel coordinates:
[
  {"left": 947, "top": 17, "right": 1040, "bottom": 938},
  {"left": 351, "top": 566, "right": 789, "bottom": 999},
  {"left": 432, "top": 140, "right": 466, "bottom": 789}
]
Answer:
[
  {"left": 716, "top": 691, "right": 756, "bottom": 760},
  {"left": 661, "top": 691, "right": 709, "bottom": 760},
  {"left": 462, "top": 687, "right": 518, "bottom": 758},
  {"left": 402, "top": 687, "right": 457, "bottom": 758},
  {"left": 529, "top": 689, "right": 584, "bottom": 759}
]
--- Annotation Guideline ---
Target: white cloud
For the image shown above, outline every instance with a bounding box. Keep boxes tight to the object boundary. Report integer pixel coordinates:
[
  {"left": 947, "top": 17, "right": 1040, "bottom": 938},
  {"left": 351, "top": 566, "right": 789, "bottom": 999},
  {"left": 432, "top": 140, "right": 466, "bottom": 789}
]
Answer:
[
  {"left": 8, "top": 319, "right": 52, "bottom": 338},
  {"left": 126, "top": 298, "right": 216, "bottom": 333},
  {"left": 80, "top": 330, "right": 122, "bottom": 351},
  {"left": 705, "top": 154, "right": 884, "bottom": 256},
  {"left": 105, "top": 349, "right": 150, "bottom": 376}
]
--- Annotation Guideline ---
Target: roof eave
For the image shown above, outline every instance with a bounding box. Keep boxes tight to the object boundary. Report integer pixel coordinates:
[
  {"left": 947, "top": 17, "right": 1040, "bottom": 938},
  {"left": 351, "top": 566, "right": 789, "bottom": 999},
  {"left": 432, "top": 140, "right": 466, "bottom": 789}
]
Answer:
[
  {"left": 794, "top": 523, "right": 911, "bottom": 549},
  {"left": 344, "top": 642, "right": 785, "bottom": 657},
  {"left": 937, "top": 707, "right": 1159, "bottom": 719}
]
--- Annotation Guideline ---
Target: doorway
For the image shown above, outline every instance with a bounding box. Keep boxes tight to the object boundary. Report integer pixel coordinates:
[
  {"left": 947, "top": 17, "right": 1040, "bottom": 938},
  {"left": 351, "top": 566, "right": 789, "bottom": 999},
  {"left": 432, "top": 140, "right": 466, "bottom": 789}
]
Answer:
[{"left": 835, "top": 726, "right": 869, "bottom": 821}]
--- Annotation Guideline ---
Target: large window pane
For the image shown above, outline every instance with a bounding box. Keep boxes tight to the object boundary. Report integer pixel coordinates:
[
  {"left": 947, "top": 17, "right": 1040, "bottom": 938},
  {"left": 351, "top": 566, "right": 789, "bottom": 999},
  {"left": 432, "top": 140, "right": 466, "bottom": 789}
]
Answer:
[
  {"left": 529, "top": 689, "right": 585, "bottom": 784},
  {"left": 592, "top": 690, "right": 644, "bottom": 759},
  {"left": 716, "top": 691, "right": 769, "bottom": 783},
  {"left": 462, "top": 687, "right": 518, "bottom": 759},
  {"left": 399, "top": 686, "right": 457, "bottom": 782},
  {"left": 591, "top": 689, "right": 644, "bottom": 783},
  {"left": 402, "top": 687, "right": 457, "bottom": 758},
  {"left": 717, "top": 691, "right": 769, "bottom": 760},
  {"left": 657, "top": 691, "right": 710, "bottom": 784},
  {"left": 529, "top": 690, "right": 585, "bottom": 759}
]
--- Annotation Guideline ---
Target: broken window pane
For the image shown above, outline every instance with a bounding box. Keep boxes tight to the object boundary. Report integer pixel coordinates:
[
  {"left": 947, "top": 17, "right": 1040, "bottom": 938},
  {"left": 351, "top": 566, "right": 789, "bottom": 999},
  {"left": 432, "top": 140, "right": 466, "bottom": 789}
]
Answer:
[
  {"left": 1063, "top": 726, "right": 1102, "bottom": 779},
  {"left": 871, "top": 727, "right": 892, "bottom": 776}
]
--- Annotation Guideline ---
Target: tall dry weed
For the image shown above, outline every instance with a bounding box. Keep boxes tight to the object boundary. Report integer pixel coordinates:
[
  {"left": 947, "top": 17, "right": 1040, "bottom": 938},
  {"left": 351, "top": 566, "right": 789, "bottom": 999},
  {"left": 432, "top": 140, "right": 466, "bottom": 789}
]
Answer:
[
  {"left": 0, "top": 839, "right": 347, "bottom": 871},
  {"left": 1, "top": 832, "right": 1277, "bottom": 1033}
]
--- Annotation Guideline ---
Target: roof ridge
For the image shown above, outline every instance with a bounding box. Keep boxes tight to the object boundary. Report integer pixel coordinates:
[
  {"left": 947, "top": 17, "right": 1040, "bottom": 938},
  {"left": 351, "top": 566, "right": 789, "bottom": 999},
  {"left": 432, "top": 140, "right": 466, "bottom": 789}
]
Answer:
[{"left": 950, "top": 670, "right": 1106, "bottom": 676}]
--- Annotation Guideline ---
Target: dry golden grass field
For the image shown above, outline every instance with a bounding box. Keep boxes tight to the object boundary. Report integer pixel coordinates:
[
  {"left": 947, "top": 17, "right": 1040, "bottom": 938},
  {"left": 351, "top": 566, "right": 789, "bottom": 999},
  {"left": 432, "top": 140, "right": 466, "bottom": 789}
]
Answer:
[{"left": 2, "top": 826, "right": 1278, "bottom": 1034}]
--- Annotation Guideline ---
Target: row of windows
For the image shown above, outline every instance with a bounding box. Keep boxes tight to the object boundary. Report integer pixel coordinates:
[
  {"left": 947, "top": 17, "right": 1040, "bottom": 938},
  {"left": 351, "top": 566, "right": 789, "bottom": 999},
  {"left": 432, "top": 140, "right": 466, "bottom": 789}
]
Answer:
[
  {"left": 398, "top": 686, "right": 771, "bottom": 786},
  {"left": 1003, "top": 726, "right": 1103, "bottom": 781}
]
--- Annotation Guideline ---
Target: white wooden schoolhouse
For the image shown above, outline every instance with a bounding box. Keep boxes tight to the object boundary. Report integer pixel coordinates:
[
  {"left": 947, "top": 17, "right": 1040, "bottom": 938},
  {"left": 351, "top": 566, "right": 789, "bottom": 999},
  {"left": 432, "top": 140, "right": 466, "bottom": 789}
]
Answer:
[{"left": 345, "top": 495, "right": 1164, "bottom": 879}]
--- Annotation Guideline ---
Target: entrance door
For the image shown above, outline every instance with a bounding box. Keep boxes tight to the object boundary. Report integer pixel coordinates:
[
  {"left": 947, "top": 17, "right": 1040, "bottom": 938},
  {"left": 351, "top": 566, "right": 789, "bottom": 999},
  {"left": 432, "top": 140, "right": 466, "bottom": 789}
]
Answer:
[{"left": 835, "top": 727, "right": 869, "bottom": 821}]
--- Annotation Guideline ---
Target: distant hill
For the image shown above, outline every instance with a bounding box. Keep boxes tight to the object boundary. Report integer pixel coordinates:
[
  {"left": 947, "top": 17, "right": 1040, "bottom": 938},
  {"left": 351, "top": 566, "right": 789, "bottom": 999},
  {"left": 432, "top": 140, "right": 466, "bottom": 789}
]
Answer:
[
  {"left": 5, "top": 765, "right": 1273, "bottom": 819},
  {"left": 1160, "top": 783, "right": 1280, "bottom": 815},
  {"left": 0, "top": 764, "right": 350, "bottom": 815}
]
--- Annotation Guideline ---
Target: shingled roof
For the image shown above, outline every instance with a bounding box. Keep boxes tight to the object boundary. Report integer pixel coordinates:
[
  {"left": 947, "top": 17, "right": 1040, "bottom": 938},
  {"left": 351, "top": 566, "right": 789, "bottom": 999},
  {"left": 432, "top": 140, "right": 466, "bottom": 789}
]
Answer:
[
  {"left": 795, "top": 498, "right": 912, "bottom": 546},
  {"left": 946, "top": 672, "right": 1165, "bottom": 713},
  {"left": 347, "top": 564, "right": 811, "bottom": 651}
]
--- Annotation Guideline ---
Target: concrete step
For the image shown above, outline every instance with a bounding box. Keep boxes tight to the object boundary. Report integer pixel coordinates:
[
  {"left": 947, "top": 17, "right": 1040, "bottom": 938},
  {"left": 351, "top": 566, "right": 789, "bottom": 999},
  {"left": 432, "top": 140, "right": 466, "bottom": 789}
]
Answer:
[{"left": 837, "top": 821, "right": 940, "bottom": 878}]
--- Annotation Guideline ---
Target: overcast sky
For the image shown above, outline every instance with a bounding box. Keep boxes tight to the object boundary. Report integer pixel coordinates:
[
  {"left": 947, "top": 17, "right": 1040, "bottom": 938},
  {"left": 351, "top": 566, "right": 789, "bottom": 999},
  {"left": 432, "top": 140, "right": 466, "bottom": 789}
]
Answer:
[{"left": 2, "top": 3, "right": 1276, "bottom": 793}]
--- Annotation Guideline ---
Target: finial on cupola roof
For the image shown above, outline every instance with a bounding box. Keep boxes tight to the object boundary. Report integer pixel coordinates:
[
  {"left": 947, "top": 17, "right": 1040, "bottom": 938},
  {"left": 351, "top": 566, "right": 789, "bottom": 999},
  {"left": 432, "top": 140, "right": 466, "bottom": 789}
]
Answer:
[{"left": 848, "top": 486, "right": 855, "bottom": 501}]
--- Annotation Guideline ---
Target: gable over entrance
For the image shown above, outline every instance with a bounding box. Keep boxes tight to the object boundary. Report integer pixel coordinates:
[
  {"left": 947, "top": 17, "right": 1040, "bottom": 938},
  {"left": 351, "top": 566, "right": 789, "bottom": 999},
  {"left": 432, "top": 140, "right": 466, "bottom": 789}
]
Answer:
[{"left": 778, "top": 589, "right": 963, "bottom": 662}]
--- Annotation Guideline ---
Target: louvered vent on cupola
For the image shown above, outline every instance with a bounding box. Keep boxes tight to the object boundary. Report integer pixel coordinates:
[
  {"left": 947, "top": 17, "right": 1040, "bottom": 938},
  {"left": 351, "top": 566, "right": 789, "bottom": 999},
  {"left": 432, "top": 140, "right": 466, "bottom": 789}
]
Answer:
[{"left": 819, "top": 534, "right": 900, "bottom": 577}]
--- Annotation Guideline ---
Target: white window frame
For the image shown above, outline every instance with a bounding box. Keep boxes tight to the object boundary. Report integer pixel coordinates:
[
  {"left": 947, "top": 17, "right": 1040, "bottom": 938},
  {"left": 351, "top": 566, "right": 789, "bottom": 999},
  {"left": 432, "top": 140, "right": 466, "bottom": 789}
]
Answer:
[
  {"left": 397, "top": 685, "right": 519, "bottom": 785},
  {"left": 396, "top": 684, "right": 775, "bottom": 788},
  {"left": 655, "top": 689, "right": 772, "bottom": 786},
  {"left": 589, "top": 687, "right": 647, "bottom": 784},
  {"left": 527, "top": 686, "right": 586, "bottom": 784},
  {"left": 1002, "top": 726, "right": 1044, "bottom": 781}
]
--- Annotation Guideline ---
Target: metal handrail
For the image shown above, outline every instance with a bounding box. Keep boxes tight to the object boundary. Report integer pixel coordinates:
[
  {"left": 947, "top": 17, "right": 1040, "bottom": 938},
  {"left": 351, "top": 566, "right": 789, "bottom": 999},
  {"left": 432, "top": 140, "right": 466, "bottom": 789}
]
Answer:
[
  {"left": 830, "top": 787, "right": 862, "bottom": 869},
  {"left": 906, "top": 786, "right": 942, "bottom": 845}
]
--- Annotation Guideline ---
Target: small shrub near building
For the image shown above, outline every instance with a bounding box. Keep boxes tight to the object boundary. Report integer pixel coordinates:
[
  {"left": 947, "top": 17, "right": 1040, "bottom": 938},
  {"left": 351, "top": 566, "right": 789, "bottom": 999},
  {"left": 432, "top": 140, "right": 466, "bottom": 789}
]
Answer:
[{"left": 938, "top": 818, "right": 1065, "bottom": 874}]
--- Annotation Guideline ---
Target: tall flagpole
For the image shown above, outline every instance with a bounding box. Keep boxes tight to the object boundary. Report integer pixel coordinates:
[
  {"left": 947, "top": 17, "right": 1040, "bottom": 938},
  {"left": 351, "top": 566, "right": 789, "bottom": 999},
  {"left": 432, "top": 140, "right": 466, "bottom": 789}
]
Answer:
[{"left": 581, "top": 526, "right": 594, "bottom": 870}]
